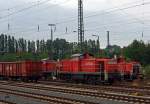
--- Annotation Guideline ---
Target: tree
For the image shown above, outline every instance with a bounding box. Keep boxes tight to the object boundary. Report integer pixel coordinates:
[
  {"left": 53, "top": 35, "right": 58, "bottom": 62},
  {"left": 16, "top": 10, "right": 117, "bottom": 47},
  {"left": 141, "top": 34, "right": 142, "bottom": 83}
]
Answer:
[
  {"left": 4, "top": 35, "right": 8, "bottom": 52},
  {"left": 11, "top": 36, "right": 15, "bottom": 53},
  {"left": 105, "top": 45, "right": 121, "bottom": 58},
  {"left": 8, "top": 35, "right": 12, "bottom": 53},
  {"left": 36, "top": 40, "right": 40, "bottom": 53},
  {"left": 123, "top": 40, "right": 147, "bottom": 65},
  {"left": 0, "top": 34, "right": 5, "bottom": 52},
  {"left": 40, "top": 40, "right": 46, "bottom": 53},
  {"left": 30, "top": 41, "right": 36, "bottom": 53},
  {"left": 15, "top": 39, "right": 18, "bottom": 53}
]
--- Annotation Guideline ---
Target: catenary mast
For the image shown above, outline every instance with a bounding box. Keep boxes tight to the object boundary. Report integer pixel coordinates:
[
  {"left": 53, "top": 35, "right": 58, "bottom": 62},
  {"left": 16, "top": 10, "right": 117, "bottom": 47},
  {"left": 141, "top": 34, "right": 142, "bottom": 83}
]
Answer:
[{"left": 78, "top": 0, "right": 84, "bottom": 53}]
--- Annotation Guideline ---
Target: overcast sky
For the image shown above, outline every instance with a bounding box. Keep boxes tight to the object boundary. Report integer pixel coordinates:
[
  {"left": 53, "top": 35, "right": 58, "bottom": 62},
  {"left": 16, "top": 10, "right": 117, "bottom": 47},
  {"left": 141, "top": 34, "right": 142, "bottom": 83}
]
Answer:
[{"left": 0, "top": 0, "right": 150, "bottom": 48}]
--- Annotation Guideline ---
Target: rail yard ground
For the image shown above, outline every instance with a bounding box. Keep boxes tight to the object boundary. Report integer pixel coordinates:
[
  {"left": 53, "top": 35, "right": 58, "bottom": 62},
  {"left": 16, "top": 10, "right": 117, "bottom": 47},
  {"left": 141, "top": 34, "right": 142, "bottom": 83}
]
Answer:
[{"left": 0, "top": 80, "right": 150, "bottom": 104}]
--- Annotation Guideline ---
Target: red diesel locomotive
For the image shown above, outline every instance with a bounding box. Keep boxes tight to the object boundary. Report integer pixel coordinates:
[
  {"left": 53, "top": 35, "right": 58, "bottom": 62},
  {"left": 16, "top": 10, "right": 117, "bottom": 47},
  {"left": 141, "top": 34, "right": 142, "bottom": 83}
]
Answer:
[
  {"left": 42, "top": 60, "right": 57, "bottom": 79},
  {"left": 56, "top": 53, "right": 142, "bottom": 83}
]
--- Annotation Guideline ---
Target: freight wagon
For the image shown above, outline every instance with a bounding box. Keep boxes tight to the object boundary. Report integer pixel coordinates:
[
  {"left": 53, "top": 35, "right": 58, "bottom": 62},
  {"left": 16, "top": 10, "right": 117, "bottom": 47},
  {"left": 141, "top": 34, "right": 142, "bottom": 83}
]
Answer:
[{"left": 0, "top": 61, "right": 42, "bottom": 81}]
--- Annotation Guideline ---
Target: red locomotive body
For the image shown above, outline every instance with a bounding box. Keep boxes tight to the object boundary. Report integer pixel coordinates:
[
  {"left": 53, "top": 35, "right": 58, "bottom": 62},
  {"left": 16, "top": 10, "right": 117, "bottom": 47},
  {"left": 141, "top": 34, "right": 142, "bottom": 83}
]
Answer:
[
  {"left": 59, "top": 54, "right": 99, "bottom": 73},
  {"left": 60, "top": 59, "right": 73, "bottom": 72},
  {"left": 80, "top": 58, "right": 99, "bottom": 73},
  {"left": 96, "top": 58, "right": 120, "bottom": 81},
  {"left": 0, "top": 61, "right": 42, "bottom": 81},
  {"left": 58, "top": 53, "right": 141, "bottom": 83},
  {"left": 42, "top": 60, "right": 57, "bottom": 79},
  {"left": 58, "top": 53, "right": 121, "bottom": 83},
  {"left": 125, "top": 62, "right": 141, "bottom": 79},
  {"left": 117, "top": 58, "right": 141, "bottom": 80}
]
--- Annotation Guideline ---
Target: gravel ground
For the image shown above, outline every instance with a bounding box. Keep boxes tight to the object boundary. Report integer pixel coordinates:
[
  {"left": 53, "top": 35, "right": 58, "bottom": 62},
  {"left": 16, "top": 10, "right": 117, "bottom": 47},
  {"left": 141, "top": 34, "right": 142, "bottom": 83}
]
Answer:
[
  {"left": 0, "top": 102, "right": 9, "bottom": 104},
  {"left": 0, "top": 92, "right": 49, "bottom": 104},
  {"left": 0, "top": 84, "right": 129, "bottom": 104}
]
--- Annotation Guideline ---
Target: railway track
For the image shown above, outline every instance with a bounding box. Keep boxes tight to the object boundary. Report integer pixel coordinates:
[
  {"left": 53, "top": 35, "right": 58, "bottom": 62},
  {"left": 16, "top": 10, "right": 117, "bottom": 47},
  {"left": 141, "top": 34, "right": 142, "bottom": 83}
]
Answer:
[
  {"left": 0, "top": 86, "right": 96, "bottom": 104},
  {"left": 46, "top": 80, "right": 150, "bottom": 89},
  {"left": 38, "top": 81, "right": 150, "bottom": 95},
  {"left": 0, "top": 81, "right": 150, "bottom": 104},
  {"left": 0, "top": 100, "right": 15, "bottom": 104}
]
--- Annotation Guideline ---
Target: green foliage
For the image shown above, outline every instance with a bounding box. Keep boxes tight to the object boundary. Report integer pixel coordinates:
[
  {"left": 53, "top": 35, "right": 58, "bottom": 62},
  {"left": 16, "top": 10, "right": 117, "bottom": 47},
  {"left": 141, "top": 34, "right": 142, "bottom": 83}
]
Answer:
[
  {"left": 0, "top": 34, "right": 102, "bottom": 61},
  {"left": 0, "top": 53, "right": 17, "bottom": 61},
  {"left": 105, "top": 45, "right": 121, "bottom": 58},
  {"left": 143, "top": 65, "right": 150, "bottom": 78},
  {"left": 0, "top": 52, "right": 48, "bottom": 61},
  {"left": 123, "top": 40, "right": 150, "bottom": 65},
  {"left": 1, "top": 34, "right": 149, "bottom": 66}
]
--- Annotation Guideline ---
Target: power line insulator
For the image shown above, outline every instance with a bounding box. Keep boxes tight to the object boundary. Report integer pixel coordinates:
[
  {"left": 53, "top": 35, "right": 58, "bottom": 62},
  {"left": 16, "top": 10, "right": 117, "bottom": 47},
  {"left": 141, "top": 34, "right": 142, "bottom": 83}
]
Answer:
[{"left": 38, "top": 25, "right": 40, "bottom": 32}]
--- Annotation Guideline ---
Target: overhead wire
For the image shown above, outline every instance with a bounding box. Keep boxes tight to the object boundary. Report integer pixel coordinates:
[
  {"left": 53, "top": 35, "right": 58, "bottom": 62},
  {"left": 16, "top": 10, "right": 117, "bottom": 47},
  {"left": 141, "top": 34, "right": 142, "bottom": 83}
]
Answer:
[
  {"left": 0, "top": 0, "right": 145, "bottom": 27},
  {"left": 18, "top": 1, "right": 150, "bottom": 32},
  {"left": 0, "top": 0, "right": 73, "bottom": 32},
  {"left": 84, "top": 0, "right": 150, "bottom": 35},
  {"left": 0, "top": 0, "right": 46, "bottom": 12},
  {"left": 1, "top": 0, "right": 150, "bottom": 44},
  {"left": 84, "top": 1, "right": 150, "bottom": 19},
  {"left": 0, "top": 0, "right": 52, "bottom": 20}
]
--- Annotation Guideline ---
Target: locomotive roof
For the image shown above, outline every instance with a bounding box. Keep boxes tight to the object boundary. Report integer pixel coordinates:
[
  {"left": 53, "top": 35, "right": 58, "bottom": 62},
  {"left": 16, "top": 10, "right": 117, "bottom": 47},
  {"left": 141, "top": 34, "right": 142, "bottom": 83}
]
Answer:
[{"left": 71, "top": 53, "right": 94, "bottom": 57}]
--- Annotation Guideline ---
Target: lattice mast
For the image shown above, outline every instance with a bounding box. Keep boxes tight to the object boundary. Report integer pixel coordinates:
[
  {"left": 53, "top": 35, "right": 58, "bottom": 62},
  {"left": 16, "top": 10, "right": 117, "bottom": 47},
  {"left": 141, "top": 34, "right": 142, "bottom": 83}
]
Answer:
[{"left": 78, "top": 0, "right": 84, "bottom": 53}]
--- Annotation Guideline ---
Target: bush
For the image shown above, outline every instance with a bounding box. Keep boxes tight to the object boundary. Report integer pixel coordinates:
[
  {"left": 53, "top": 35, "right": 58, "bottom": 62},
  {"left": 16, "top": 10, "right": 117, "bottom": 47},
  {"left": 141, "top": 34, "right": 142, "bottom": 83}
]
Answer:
[{"left": 143, "top": 65, "right": 150, "bottom": 79}]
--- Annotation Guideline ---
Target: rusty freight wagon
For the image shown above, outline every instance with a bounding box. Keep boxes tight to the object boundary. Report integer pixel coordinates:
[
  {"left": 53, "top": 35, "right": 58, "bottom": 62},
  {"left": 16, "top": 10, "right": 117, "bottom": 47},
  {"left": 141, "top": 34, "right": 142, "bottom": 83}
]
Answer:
[{"left": 0, "top": 61, "right": 42, "bottom": 81}]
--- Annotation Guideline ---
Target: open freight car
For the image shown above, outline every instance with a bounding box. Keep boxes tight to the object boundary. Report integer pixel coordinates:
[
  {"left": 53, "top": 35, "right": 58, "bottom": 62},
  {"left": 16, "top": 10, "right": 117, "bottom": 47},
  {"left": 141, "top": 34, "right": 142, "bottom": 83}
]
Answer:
[
  {"left": 58, "top": 53, "right": 121, "bottom": 84},
  {"left": 0, "top": 61, "right": 42, "bottom": 81}
]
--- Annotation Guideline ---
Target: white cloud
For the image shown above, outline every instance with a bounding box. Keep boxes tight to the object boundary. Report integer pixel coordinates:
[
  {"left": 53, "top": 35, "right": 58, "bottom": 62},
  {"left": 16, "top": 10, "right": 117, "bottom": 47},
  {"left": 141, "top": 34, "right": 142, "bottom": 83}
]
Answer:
[{"left": 0, "top": 0, "right": 150, "bottom": 48}]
